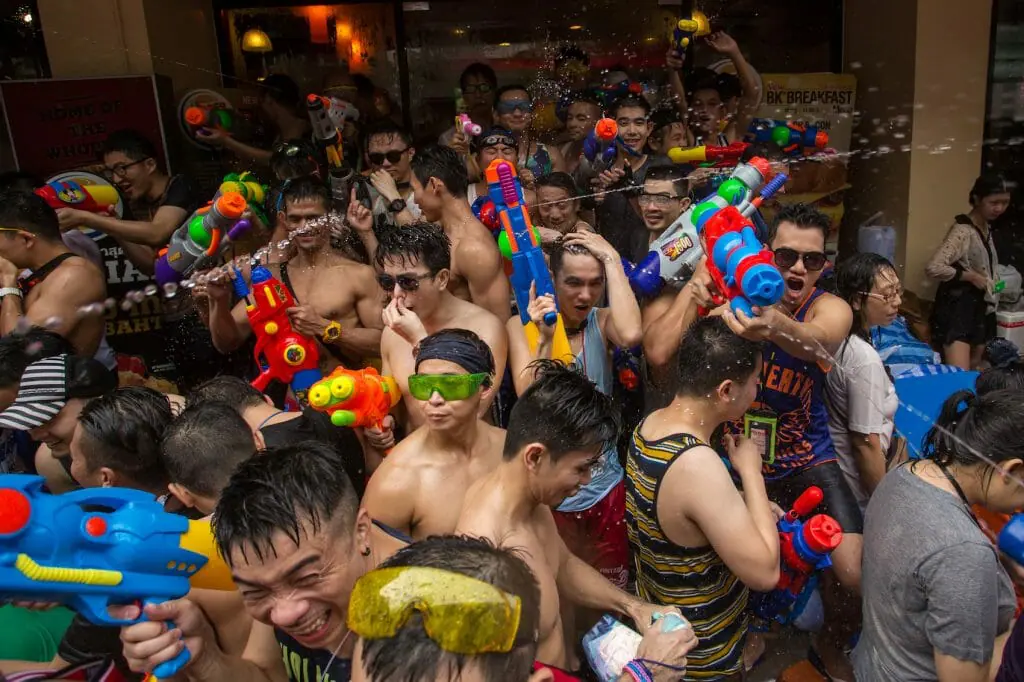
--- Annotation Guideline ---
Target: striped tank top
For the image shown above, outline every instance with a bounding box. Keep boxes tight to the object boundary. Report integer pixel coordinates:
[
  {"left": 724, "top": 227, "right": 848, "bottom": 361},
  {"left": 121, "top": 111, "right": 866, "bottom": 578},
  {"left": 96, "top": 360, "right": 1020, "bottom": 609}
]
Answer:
[{"left": 625, "top": 429, "right": 748, "bottom": 680}]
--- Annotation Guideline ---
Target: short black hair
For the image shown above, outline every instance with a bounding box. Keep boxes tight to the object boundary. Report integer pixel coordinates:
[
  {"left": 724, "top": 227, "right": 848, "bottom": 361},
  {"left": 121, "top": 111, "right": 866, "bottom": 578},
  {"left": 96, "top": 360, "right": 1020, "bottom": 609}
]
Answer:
[
  {"left": 460, "top": 63, "right": 498, "bottom": 92},
  {"left": 0, "top": 171, "right": 42, "bottom": 193},
  {"left": 374, "top": 221, "right": 451, "bottom": 275},
  {"left": 280, "top": 175, "right": 331, "bottom": 212},
  {"left": 162, "top": 401, "right": 256, "bottom": 498},
  {"left": 644, "top": 164, "right": 690, "bottom": 196},
  {"left": 834, "top": 252, "right": 899, "bottom": 338},
  {"left": 609, "top": 95, "right": 651, "bottom": 119},
  {"left": 534, "top": 172, "right": 579, "bottom": 198},
  {"left": 363, "top": 119, "right": 414, "bottom": 152},
  {"left": 358, "top": 536, "right": 540, "bottom": 682},
  {"left": 977, "top": 360, "right": 1024, "bottom": 396},
  {"left": 0, "top": 190, "right": 61, "bottom": 242},
  {"left": 411, "top": 145, "right": 469, "bottom": 199},
  {"left": 259, "top": 73, "right": 301, "bottom": 111},
  {"left": 76, "top": 387, "right": 173, "bottom": 490},
  {"left": 549, "top": 241, "right": 600, "bottom": 278},
  {"left": 684, "top": 68, "right": 727, "bottom": 101},
  {"left": 102, "top": 129, "right": 158, "bottom": 162},
  {"left": 676, "top": 317, "right": 762, "bottom": 398},
  {"left": 0, "top": 328, "right": 74, "bottom": 388},
  {"left": 970, "top": 173, "right": 1013, "bottom": 205},
  {"left": 213, "top": 441, "right": 360, "bottom": 565},
  {"left": 495, "top": 84, "right": 531, "bottom": 102},
  {"left": 503, "top": 360, "right": 620, "bottom": 461},
  {"left": 769, "top": 202, "right": 831, "bottom": 243},
  {"left": 188, "top": 376, "right": 267, "bottom": 411}
]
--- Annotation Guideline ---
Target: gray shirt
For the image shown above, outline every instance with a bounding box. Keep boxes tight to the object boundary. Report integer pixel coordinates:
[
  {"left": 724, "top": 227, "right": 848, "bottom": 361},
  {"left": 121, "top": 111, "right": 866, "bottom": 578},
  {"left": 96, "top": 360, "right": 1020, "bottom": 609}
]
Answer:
[{"left": 854, "top": 465, "right": 1015, "bottom": 681}]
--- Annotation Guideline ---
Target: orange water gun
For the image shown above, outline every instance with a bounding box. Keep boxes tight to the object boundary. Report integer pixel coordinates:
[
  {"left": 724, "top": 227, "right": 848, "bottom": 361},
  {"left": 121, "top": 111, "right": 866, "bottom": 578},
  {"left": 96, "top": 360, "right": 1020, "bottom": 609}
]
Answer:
[{"left": 308, "top": 366, "right": 400, "bottom": 429}]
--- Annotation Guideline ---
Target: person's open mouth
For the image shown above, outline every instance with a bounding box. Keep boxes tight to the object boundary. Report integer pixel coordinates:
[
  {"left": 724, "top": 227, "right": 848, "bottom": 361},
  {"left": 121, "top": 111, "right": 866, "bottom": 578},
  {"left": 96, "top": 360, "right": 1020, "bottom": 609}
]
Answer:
[{"left": 288, "top": 609, "right": 334, "bottom": 647}]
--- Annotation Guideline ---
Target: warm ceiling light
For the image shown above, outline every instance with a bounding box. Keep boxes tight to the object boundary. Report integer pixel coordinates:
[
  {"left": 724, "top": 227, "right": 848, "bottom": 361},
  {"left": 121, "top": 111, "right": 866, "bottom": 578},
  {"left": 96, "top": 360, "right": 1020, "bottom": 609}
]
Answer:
[
  {"left": 499, "top": 42, "right": 511, "bottom": 47},
  {"left": 241, "top": 28, "right": 273, "bottom": 53},
  {"left": 22, "top": 12, "right": 32, "bottom": 23},
  {"left": 337, "top": 23, "right": 353, "bottom": 40},
  {"left": 453, "top": 28, "right": 465, "bottom": 35},
  {"left": 569, "top": 24, "right": 583, "bottom": 30}
]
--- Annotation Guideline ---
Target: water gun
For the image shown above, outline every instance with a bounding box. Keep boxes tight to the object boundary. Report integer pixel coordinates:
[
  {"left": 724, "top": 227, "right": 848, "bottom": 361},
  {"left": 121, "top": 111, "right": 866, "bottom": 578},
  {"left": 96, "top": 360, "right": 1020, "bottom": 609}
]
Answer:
[
  {"left": 154, "top": 190, "right": 252, "bottom": 287},
  {"left": 625, "top": 158, "right": 786, "bottom": 299},
  {"left": 582, "top": 118, "right": 620, "bottom": 171},
  {"left": 670, "top": 9, "right": 711, "bottom": 52},
  {"left": 0, "top": 474, "right": 235, "bottom": 679},
  {"left": 999, "top": 514, "right": 1024, "bottom": 566},
  {"left": 700, "top": 205, "right": 785, "bottom": 317},
  {"left": 308, "top": 366, "right": 400, "bottom": 429},
  {"left": 184, "top": 104, "right": 235, "bottom": 136},
  {"left": 471, "top": 196, "right": 500, "bottom": 236},
  {"left": 667, "top": 142, "right": 749, "bottom": 168},
  {"left": 456, "top": 113, "right": 481, "bottom": 137},
  {"left": 233, "top": 265, "right": 321, "bottom": 404},
  {"left": 613, "top": 346, "right": 641, "bottom": 392},
  {"left": 747, "top": 119, "right": 828, "bottom": 157},
  {"left": 750, "top": 486, "right": 844, "bottom": 626},
  {"left": 35, "top": 179, "right": 118, "bottom": 215},
  {"left": 486, "top": 159, "right": 573, "bottom": 363},
  {"left": 307, "top": 93, "right": 355, "bottom": 203},
  {"left": 219, "top": 171, "right": 266, "bottom": 207}
]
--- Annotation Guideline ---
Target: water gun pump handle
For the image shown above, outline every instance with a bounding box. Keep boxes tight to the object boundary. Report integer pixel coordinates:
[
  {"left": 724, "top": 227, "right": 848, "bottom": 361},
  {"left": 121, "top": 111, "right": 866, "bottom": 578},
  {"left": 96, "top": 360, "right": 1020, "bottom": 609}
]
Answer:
[{"left": 789, "top": 485, "right": 824, "bottom": 520}]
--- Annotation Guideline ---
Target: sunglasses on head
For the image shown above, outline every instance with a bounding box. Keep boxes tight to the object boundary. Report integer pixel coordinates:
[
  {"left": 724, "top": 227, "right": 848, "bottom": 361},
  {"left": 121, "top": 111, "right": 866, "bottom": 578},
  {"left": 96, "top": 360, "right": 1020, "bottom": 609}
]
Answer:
[
  {"left": 377, "top": 272, "right": 434, "bottom": 292},
  {"left": 773, "top": 248, "right": 827, "bottom": 272},
  {"left": 408, "top": 373, "right": 490, "bottom": 401},
  {"left": 496, "top": 100, "right": 533, "bottom": 115},
  {"left": 368, "top": 148, "right": 408, "bottom": 166}
]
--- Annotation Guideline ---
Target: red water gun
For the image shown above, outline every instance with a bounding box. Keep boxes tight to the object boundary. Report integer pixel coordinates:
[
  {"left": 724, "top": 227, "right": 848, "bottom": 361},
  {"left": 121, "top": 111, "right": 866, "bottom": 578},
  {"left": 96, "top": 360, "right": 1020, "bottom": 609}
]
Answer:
[
  {"left": 233, "top": 265, "right": 321, "bottom": 402},
  {"left": 700, "top": 206, "right": 785, "bottom": 317},
  {"left": 667, "top": 142, "right": 750, "bottom": 168},
  {"left": 35, "top": 180, "right": 118, "bottom": 215}
]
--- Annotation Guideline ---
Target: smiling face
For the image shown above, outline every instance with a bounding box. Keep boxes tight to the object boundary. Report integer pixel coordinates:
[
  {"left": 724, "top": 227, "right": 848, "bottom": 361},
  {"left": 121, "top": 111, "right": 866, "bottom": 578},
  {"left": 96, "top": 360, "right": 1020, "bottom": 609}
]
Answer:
[
  {"left": 230, "top": 512, "right": 371, "bottom": 651},
  {"left": 613, "top": 105, "right": 653, "bottom": 154},
  {"left": 476, "top": 143, "right": 517, "bottom": 170},
  {"left": 771, "top": 221, "right": 828, "bottom": 308},
  {"left": 495, "top": 89, "right": 533, "bottom": 134},
  {"left": 640, "top": 178, "right": 689, "bottom": 233},
  {"left": 689, "top": 88, "right": 726, "bottom": 138},
  {"left": 27, "top": 399, "right": 84, "bottom": 458},
  {"left": 535, "top": 445, "right": 601, "bottom": 507},
  {"left": 102, "top": 150, "right": 158, "bottom": 201},
  {"left": 536, "top": 186, "right": 578, "bottom": 233},
  {"left": 280, "top": 197, "right": 329, "bottom": 252},
  {"left": 410, "top": 174, "right": 443, "bottom": 222},
  {"left": 554, "top": 251, "right": 605, "bottom": 326},
  {"left": 565, "top": 101, "right": 601, "bottom": 142},
  {"left": 651, "top": 121, "right": 688, "bottom": 155}
]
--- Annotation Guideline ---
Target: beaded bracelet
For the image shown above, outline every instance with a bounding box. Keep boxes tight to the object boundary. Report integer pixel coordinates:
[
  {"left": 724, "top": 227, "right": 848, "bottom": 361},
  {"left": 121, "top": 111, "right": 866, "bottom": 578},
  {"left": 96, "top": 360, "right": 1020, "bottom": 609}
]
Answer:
[{"left": 623, "top": 659, "right": 654, "bottom": 682}]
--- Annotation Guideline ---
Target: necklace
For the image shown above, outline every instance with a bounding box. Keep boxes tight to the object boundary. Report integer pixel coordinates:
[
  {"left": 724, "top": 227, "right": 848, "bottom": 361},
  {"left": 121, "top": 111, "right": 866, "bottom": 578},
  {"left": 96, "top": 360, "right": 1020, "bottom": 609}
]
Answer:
[{"left": 934, "top": 461, "right": 981, "bottom": 528}]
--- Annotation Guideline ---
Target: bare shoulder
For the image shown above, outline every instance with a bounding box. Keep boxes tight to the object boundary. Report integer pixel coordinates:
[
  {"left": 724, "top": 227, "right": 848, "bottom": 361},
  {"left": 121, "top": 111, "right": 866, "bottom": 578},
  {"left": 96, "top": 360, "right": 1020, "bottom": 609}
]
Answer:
[
  {"left": 379, "top": 427, "right": 432, "bottom": 465},
  {"left": 60, "top": 257, "right": 105, "bottom": 288},
  {"left": 456, "top": 226, "right": 501, "bottom": 261},
  {"left": 483, "top": 422, "right": 507, "bottom": 449},
  {"left": 453, "top": 298, "right": 503, "bottom": 335},
  {"left": 807, "top": 290, "right": 852, "bottom": 321}
]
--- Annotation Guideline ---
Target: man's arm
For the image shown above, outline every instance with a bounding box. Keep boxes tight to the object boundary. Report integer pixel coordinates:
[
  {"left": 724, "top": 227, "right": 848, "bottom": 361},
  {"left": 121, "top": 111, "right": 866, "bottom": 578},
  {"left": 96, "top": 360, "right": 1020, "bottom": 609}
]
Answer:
[
  {"left": 0, "top": 264, "right": 106, "bottom": 355},
  {"left": 362, "top": 456, "right": 419, "bottom": 537},
  {"left": 220, "top": 137, "right": 274, "bottom": 166},
  {"left": 115, "top": 238, "right": 158, "bottom": 275},
  {"left": 191, "top": 622, "right": 287, "bottom": 682},
  {"left": 208, "top": 290, "right": 252, "bottom": 355},
  {"left": 724, "top": 293, "right": 852, "bottom": 363},
  {"left": 330, "top": 267, "right": 384, "bottom": 359},
  {"left": 478, "top": 313, "right": 509, "bottom": 398},
  {"left": 459, "top": 240, "right": 511, "bottom": 321},
  {"left": 641, "top": 261, "right": 714, "bottom": 369},
  {"left": 68, "top": 205, "right": 188, "bottom": 248},
  {"left": 707, "top": 33, "right": 762, "bottom": 137}
]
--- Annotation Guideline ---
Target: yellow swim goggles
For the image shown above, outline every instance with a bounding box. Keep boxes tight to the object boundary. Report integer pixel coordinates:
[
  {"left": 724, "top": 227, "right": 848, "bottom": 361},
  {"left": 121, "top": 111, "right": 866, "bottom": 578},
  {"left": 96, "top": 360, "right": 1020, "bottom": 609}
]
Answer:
[{"left": 347, "top": 566, "right": 523, "bottom": 654}]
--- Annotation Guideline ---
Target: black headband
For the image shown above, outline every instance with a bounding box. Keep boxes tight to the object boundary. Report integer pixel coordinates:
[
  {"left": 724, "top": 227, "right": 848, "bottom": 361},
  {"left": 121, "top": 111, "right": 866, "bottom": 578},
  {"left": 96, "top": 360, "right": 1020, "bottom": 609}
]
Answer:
[{"left": 415, "top": 334, "right": 493, "bottom": 376}]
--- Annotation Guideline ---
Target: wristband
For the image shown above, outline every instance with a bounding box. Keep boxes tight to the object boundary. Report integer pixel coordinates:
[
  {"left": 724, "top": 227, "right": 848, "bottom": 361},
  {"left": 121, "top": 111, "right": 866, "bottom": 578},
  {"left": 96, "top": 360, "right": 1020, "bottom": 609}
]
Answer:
[
  {"left": 0, "top": 287, "right": 23, "bottom": 299},
  {"left": 624, "top": 660, "right": 654, "bottom": 682}
]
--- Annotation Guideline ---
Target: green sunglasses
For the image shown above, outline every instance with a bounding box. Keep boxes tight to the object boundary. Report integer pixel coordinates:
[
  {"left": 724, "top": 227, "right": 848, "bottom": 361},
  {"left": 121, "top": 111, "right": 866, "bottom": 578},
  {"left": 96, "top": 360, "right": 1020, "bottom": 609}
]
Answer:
[{"left": 408, "top": 373, "right": 490, "bottom": 401}]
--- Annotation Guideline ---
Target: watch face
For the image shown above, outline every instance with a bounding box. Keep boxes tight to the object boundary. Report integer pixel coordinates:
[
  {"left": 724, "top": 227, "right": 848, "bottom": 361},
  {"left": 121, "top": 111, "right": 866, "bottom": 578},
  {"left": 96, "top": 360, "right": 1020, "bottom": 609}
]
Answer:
[{"left": 389, "top": 199, "right": 406, "bottom": 212}]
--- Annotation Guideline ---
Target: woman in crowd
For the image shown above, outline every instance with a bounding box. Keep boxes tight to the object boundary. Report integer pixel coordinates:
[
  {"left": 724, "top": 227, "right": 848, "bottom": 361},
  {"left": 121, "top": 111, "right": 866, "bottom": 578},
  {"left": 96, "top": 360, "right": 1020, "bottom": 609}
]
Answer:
[
  {"left": 493, "top": 85, "right": 566, "bottom": 178},
  {"left": 926, "top": 174, "right": 1012, "bottom": 369},
  {"left": 855, "top": 388, "right": 1022, "bottom": 681},
  {"left": 825, "top": 252, "right": 901, "bottom": 513}
]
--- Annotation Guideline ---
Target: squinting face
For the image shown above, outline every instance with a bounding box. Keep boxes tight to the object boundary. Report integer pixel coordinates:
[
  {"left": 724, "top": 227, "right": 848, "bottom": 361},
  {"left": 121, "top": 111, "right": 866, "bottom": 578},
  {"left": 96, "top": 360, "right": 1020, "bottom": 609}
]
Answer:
[
  {"left": 415, "top": 359, "right": 484, "bottom": 431},
  {"left": 540, "top": 446, "right": 600, "bottom": 507},
  {"left": 565, "top": 102, "right": 601, "bottom": 142},
  {"left": 555, "top": 252, "right": 605, "bottom": 325},
  {"left": 230, "top": 519, "right": 367, "bottom": 652},
  {"left": 28, "top": 400, "right": 84, "bottom": 458},
  {"left": 689, "top": 89, "right": 725, "bottom": 137},
  {"left": 281, "top": 198, "right": 329, "bottom": 252},
  {"left": 410, "top": 175, "right": 442, "bottom": 222},
  {"left": 977, "top": 192, "right": 1012, "bottom": 223},
  {"left": 860, "top": 268, "right": 902, "bottom": 329},
  {"left": 536, "top": 187, "right": 578, "bottom": 233},
  {"left": 496, "top": 89, "right": 533, "bottom": 134},
  {"left": 771, "top": 222, "right": 827, "bottom": 308},
  {"left": 102, "top": 150, "right": 154, "bottom": 201},
  {"left": 614, "top": 106, "right": 653, "bottom": 154},
  {"left": 477, "top": 144, "right": 517, "bottom": 169}
]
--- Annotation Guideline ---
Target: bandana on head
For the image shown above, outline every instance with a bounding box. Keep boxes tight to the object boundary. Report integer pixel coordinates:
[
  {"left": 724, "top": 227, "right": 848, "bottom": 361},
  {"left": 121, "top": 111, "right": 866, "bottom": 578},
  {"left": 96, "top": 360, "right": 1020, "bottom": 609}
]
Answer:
[
  {"left": 473, "top": 128, "right": 516, "bottom": 153},
  {"left": 415, "top": 333, "right": 493, "bottom": 376}
]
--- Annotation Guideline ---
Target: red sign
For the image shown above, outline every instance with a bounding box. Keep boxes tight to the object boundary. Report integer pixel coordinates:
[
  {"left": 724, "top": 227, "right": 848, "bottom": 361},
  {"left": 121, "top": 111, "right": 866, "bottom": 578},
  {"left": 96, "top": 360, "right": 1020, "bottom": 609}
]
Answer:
[{"left": 1, "top": 76, "right": 169, "bottom": 178}]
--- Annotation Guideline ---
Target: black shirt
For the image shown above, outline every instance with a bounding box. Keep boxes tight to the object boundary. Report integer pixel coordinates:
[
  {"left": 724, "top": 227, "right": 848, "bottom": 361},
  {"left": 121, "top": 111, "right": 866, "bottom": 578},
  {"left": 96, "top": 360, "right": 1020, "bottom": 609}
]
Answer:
[
  {"left": 277, "top": 630, "right": 352, "bottom": 682},
  {"left": 260, "top": 409, "right": 367, "bottom": 498}
]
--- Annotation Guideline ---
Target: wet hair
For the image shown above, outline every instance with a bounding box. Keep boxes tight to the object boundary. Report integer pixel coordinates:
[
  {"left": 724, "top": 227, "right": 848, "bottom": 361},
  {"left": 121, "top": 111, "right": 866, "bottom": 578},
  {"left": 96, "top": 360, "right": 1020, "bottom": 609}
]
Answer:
[
  {"left": 676, "top": 317, "right": 762, "bottom": 398},
  {"left": 976, "top": 360, "right": 1024, "bottom": 396},
  {"left": 280, "top": 175, "right": 330, "bottom": 212},
  {"left": 535, "top": 172, "right": 579, "bottom": 198},
  {"left": 922, "top": 390, "right": 1024, "bottom": 483},
  {"left": 566, "top": 91, "right": 603, "bottom": 110},
  {"left": 374, "top": 221, "right": 451, "bottom": 274},
  {"left": 363, "top": 119, "right": 414, "bottom": 153},
  {"left": 102, "top": 129, "right": 158, "bottom": 162},
  {"left": 685, "top": 68, "right": 727, "bottom": 102},
  {"left": 0, "top": 189, "right": 61, "bottom": 242},
  {"left": 0, "top": 171, "right": 42, "bottom": 193},
  {"left": 358, "top": 535, "right": 540, "bottom": 682},
  {"left": 769, "top": 202, "right": 830, "bottom": 243},
  {"left": 270, "top": 139, "right": 320, "bottom": 182},
  {"left": 258, "top": 73, "right": 301, "bottom": 111},
  {"left": 644, "top": 164, "right": 690, "bottom": 197},
  {"left": 459, "top": 63, "right": 498, "bottom": 92},
  {"left": 188, "top": 375, "right": 267, "bottom": 411},
  {"left": 495, "top": 84, "right": 531, "bottom": 102},
  {"left": 411, "top": 145, "right": 469, "bottom": 199},
  {"left": 609, "top": 95, "right": 651, "bottom": 118},
  {"left": 76, "top": 387, "right": 173, "bottom": 490},
  {"left": 970, "top": 173, "right": 1012, "bottom": 205},
  {"left": 984, "top": 338, "right": 1021, "bottom": 371},
  {"left": 549, "top": 241, "right": 600, "bottom": 278},
  {"left": 415, "top": 328, "right": 496, "bottom": 377},
  {"left": 0, "top": 328, "right": 74, "bottom": 388},
  {"left": 213, "top": 441, "right": 360, "bottom": 565},
  {"left": 503, "top": 360, "right": 620, "bottom": 462},
  {"left": 834, "top": 252, "right": 899, "bottom": 339},
  {"left": 161, "top": 401, "right": 256, "bottom": 499}
]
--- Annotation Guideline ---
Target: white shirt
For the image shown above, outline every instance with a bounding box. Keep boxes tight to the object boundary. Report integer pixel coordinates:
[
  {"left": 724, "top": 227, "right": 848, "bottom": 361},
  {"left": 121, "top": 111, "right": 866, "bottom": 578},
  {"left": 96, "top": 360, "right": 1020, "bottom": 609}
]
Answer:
[{"left": 825, "top": 334, "right": 898, "bottom": 512}]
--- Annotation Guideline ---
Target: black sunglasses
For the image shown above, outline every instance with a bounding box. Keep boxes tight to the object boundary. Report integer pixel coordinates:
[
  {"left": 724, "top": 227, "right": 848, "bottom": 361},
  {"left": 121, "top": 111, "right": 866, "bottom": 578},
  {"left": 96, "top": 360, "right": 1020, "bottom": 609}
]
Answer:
[
  {"left": 368, "top": 148, "right": 408, "bottom": 166},
  {"left": 773, "top": 248, "right": 827, "bottom": 272},
  {"left": 377, "top": 272, "right": 434, "bottom": 292}
]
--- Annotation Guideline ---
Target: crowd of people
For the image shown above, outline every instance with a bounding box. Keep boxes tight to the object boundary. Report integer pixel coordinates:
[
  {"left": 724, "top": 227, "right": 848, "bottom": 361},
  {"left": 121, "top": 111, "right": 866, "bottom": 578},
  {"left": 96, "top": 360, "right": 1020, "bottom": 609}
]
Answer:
[{"left": 0, "top": 31, "right": 1022, "bottom": 682}]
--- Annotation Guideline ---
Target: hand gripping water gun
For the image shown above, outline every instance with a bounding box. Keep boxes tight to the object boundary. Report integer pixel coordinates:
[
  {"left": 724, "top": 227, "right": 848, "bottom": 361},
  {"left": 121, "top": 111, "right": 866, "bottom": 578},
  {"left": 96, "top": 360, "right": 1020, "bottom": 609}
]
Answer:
[
  {"left": 669, "top": 9, "right": 711, "bottom": 52},
  {"left": 582, "top": 118, "right": 621, "bottom": 172},
  {"left": 485, "top": 159, "right": 573, "bottom": 363},
  {"left": 307, "top": 93, "right": 355, "bottom": 204},
  {"left": 154, "top": 190, "right": 252, "bottom": 287},
  {"left": 456, "top": 113, "right": 481, "bottom": 137},
  {"left": 308, "top": 366, "right": 400, "bottom": 429},
  {"left": 625, "top": 157, "right": 787, "bottom": 299},
  {"left": 233, "top": 265, "right": 321, "bottom": 403},
  {"left": 667, "top": 141, "right": 749, "bottom": 168},
  {"left": 0, "top": 474, "right": 235, "bottom": 679},
  {"left": 747, "top": 119, "right": 828, "bottom": 157},
  {"left": 750, "top": 486, "right": 843, "bottom": 626},
  {"left": 184, "top": 103, "right": 235, "bottom": 136},
  {"left": 35, "top": 179, "right": 118, "bottom": 215}
]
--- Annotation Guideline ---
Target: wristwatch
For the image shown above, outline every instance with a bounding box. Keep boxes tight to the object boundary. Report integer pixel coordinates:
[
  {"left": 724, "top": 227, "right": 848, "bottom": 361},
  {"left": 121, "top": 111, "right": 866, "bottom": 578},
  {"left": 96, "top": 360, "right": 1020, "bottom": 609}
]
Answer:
[
  {"left": 0, "top": 287, "right": 22, "bottom": 300},
  {"left": 387, "top": 198, "right": 407, "bottom": 214},
  {"left": 322, "top": 321, "right": 343, "bottom": 344}
]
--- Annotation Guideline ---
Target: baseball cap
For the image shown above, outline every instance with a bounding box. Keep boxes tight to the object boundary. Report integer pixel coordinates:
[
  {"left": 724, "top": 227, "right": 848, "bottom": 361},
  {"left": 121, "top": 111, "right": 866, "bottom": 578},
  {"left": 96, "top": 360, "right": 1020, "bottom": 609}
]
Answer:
[{"left": 0, "top": 354, "right": 116, "bottom": 431}]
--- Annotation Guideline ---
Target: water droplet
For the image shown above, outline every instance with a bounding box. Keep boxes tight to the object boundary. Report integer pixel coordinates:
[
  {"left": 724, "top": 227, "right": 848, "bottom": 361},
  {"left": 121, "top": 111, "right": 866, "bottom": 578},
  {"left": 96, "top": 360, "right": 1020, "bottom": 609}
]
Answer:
[
  {"left": 104, "top": 297, "right": 117, "bottom": 312},
  {"left": 144, "top": 284, "right": 158, "bottom": 297},
  {"left": 163, "top": 282, "right": 179, "bottom": 298},
  {"left": 43, "top": 316, "right": 61, "bottom": 330},
  {"left": 120, "top": 299, "right": 134, "bottom": 312}
]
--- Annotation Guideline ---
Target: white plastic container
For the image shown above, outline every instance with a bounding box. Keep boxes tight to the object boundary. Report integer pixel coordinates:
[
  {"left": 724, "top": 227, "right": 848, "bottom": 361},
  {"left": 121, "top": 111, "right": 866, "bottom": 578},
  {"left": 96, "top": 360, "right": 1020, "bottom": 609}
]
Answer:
[
  {"left": 858, "top": 225, "right": 897, "bottom": 264},
  {"left": 997, "top": 311, "right": 1024, "bottom": 349}
]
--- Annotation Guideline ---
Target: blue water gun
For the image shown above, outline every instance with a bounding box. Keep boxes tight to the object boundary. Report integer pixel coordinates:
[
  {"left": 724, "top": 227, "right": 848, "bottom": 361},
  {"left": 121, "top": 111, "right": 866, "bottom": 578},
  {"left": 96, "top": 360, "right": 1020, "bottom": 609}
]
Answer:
[
  {"left": 750, "top": 486, "right": 843, "bottom": 625},
  {"left": 747, "top": 118, "right": 829, "bottom": 157},
  {"left": 0, "top": 475, "right": 236, "bottom": 678},
  {"left": 670, "top": 10, "right": 711, "bottom": 53},
  {"left": 999, "top": 514, "right": 1024, "bottom": 565}
]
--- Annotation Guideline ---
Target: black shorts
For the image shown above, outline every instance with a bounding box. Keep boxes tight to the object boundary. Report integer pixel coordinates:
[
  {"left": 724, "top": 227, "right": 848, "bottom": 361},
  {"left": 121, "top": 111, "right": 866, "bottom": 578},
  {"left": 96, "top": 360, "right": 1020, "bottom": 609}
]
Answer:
[
  {"left": 930, "top": 281, "right": 995, "bottom": 347},
  {"left": 765, "top": 460, "right": 864, "bottom": 535}
]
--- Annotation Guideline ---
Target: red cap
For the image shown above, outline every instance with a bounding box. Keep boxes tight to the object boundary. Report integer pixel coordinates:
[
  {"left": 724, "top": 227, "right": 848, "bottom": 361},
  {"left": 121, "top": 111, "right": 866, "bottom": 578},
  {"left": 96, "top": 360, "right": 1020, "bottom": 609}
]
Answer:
[
  {"left": 184, "top": 107, "right": 207, "bottom": 127},
  {"left": 595, "top": 118, "right": 618, "bottom": 141},
  {"left": 803, "top": 514, "right": 843, "bottom": 554},
  {"left": 0, "top": 489, "right": 31, "bottom": 535},
  {"left": 748, "top": 156, "right": 771, "bottom": 179}
]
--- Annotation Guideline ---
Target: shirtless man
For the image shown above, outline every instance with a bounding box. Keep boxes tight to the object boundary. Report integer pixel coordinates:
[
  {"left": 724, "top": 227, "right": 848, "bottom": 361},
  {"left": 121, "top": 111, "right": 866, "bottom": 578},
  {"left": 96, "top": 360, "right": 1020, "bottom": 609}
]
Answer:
[
  {"left": 0, "top": 191, "right": 107, "bottom": 359},
  {"left": 409, "top": 145, "right": 510, "bottom": 321},
  {"left": 363, "top": 328, "right": 505, "bottom": 539},
  {"left": 359, "top": 220, "right": 506, "bottom": 442},
  {"left": 204, "top": 176, "right": 383, "bottom": 371},
  {"left": 455, "top": 361, "right": 671, "bottom": 674}
]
